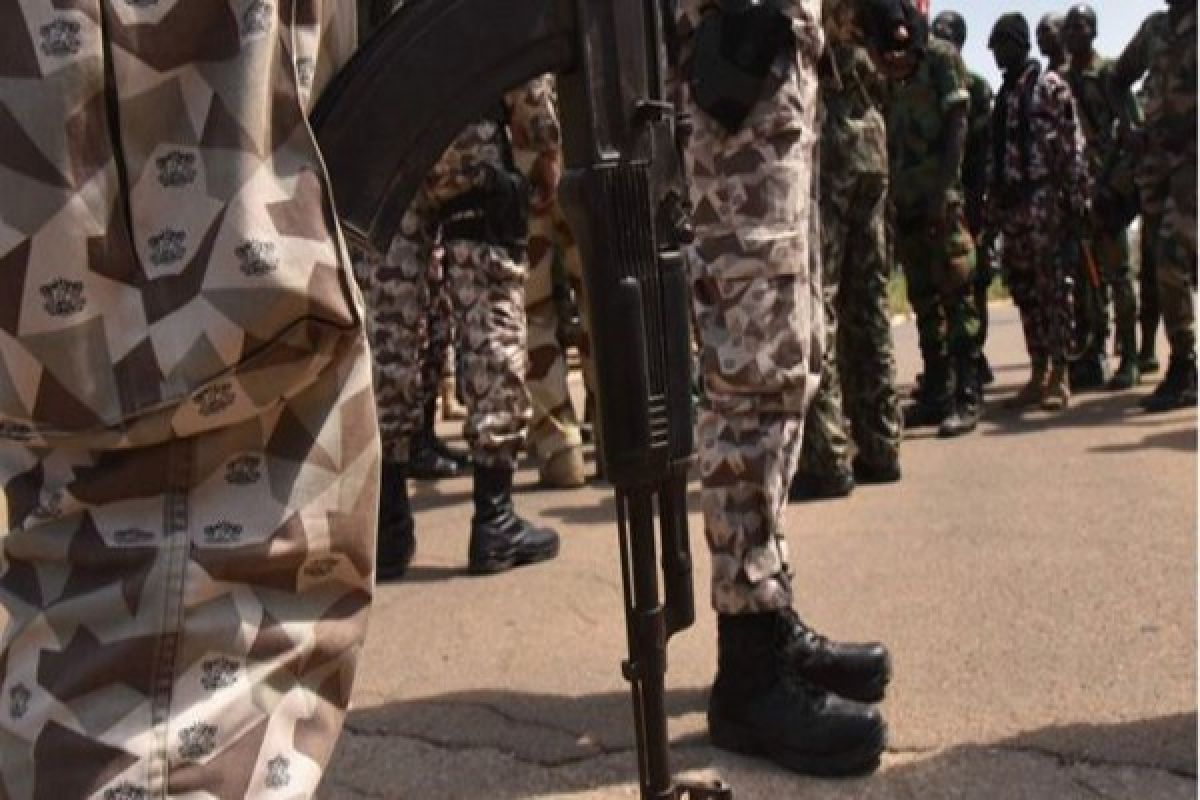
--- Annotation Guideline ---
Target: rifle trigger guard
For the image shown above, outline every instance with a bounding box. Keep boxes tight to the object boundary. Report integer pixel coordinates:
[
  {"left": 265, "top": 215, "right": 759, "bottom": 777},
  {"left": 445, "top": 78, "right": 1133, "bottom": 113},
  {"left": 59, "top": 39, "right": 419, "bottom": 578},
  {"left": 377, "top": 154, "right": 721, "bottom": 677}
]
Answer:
[{"left": 675, "top": 780, "right": 734, "bottom": 799}]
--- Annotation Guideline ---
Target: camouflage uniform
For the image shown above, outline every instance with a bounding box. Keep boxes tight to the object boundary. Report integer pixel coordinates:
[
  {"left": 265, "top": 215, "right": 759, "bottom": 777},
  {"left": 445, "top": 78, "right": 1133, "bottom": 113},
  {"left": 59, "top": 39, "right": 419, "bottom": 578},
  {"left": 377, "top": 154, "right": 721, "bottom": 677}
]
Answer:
[
  {"left": 1065, "top": 52, "right": 1141, "bottom": 376},
  {"left": 963, "top": 70, "right": 995, "bottom": 363},
  {"left": 676, "top": 0, "right": 824, "bottom": 613},
  {"left": 510, "top": 78, "right": 592, "bottom": 467},
  {"left": 799, "top": 41, "right": 900, "bottom": 478},
  {"left": 988, "top": 60, "right": 1090, "bottom": 368},
  {"left": 354, "top": 77, "right": 560, "bottom": 469},
  {"left": 885, "top": 37, "right": 981, "bottom": 415},
  {"left": 1112, "top": 9, "right": 1197, "bottom": 375},
  {"left": 0, "top": 3, "right": 379, "bottom": 798}
]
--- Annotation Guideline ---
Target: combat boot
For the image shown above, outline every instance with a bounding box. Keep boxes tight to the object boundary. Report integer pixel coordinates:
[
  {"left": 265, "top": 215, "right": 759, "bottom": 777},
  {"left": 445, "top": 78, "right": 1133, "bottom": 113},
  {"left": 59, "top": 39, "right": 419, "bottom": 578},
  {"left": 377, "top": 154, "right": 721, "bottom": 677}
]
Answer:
[
  {"left": 708, "top": 612, "right": 887, "bottom": 777},
  {"left": 377, "top": 461, "right": 416, "bottom": 581},
  {"left": 1004, "top": 359, "right": 1047, "bottom": 409},
  {"left": 407, "top": 397, "right": 470, "bottom": 480},
  {"left": 1040, "top": 361, "right": 1070, "bottom": 411},
  {"left": 468, "top": 464, "right": 561, "bottom": 574},
  {"left": 938, "top": 361, "right": 981, "bottom": 438},
  {"left": 788, "top": 468, "right": 855, "bottom": 502},
  {"left": 1138, "top": 336, "right": 1160, "bottom": 375},
  {"left": 852, "top": 456, "right": 901, "bottom": 485},
  {"left": 774, "top": 608, "right": 891, "bottom": 702},
  {"left": 1107, "top": 331, "right": 1140, "bottom": 390},
  {"left": 1069, "top": 351, "right": 1107, "bottom": 392},
  {"left": 1142, "top": 354, "right": 1198, "bottom": 413}
]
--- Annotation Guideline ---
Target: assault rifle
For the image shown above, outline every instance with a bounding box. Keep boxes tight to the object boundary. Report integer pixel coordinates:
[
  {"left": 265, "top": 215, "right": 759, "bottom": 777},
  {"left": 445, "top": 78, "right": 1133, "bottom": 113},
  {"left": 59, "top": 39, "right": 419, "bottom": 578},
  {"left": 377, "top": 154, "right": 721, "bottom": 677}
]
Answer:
[{"left": 311, "top": 1, "right": 730, "bottom": 797}]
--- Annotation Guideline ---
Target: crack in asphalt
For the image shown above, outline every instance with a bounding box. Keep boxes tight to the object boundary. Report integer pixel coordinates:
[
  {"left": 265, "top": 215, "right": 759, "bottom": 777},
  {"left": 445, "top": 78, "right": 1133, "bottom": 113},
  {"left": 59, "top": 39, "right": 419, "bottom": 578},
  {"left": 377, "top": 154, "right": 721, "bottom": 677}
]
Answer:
[{"left": 989, "top": 743, "right": 1198, "bottom": 782}]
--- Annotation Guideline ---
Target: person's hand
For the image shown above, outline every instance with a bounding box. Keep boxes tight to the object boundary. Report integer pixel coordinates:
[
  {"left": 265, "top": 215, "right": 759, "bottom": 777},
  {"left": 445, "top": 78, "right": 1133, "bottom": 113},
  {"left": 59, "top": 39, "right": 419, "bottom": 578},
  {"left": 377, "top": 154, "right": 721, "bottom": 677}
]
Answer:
[{"left": 529, "top": 151, "right": 562, "bottom": 213}]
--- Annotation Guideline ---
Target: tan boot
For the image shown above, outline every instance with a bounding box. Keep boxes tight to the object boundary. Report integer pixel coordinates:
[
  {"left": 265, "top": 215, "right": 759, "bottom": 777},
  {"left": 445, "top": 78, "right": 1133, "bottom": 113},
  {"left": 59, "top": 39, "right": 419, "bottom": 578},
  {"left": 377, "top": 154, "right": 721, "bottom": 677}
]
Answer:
[
  {"left": 440, "top": 374, "right": 466, "bottom": 421},
  {"left": 1040, "top": 362, "right": 1070, "bottom": 411},
  {"left": 1004, "top": 362, "right": 1047, "bottom": 409},
  {"left": 538, "top": 447, "right": 587, "bottom": 489}
]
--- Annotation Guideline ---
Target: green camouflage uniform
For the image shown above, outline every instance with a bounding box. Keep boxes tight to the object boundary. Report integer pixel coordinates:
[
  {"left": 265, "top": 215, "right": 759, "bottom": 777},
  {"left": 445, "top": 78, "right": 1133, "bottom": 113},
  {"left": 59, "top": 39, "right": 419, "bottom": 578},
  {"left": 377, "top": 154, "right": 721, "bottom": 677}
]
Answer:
[
  {"left": 963, "top": 70, "right": 994, "bottom": 358},
  {"left": 0, "top": 3, "right": 380, "bottom": 798},
  {"left": 1065, "top": 52, "right": 1141, "bottom": 372},
  {"left": 677, "top": 0, "right": 824, "bottom": 613},
  {"left": 799, "top": 41, "right": 900, "bottom": 478},
  {"left": 885, "top": 37, "right": 981, "bottom": 413},
  {"left": 1112, "top": 9, "right": 1198, "bottom": 366}
]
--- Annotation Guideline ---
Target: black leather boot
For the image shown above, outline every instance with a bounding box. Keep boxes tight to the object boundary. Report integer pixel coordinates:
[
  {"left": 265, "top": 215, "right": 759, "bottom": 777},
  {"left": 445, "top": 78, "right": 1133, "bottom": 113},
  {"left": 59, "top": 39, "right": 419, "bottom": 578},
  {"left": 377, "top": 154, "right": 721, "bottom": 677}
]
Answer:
[
  {"left": 788, "top": 468, "right": 855, "bottom": 502},
  {"left": 468, "top": 464, "right": 561, "bottom": 574},
  {"left": 938, "top": 359, "right": 981, "bottom": 438},
  {"left": 407, "top": 397, "right": 470, "bottom": 480},
  {"left": 377, "top": 461, "right": 416, "bottom": 581},
  {"left": 1142, "top": 354, "right": 1198, "bottom": 413},
  {"left": 708, "top": 612, "right": 887, "bottom": 776},
  {"left": 774, "top": 608, "right": 891, "bottom": 702}
]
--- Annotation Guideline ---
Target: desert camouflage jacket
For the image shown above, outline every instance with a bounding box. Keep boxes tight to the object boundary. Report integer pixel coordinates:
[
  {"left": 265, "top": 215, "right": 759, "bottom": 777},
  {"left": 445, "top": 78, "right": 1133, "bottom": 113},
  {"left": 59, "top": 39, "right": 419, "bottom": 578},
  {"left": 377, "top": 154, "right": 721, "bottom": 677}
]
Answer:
[{"left": 0, "top": 1, "right": 360, "bottom": 449}]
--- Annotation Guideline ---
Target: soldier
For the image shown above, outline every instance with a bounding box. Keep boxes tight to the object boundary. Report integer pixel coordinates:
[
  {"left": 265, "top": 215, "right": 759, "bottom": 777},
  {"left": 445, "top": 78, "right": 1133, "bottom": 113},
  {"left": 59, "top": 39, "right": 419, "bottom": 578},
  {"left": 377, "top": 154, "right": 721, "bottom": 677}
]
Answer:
[
  {"left": 1111, "top": 0, "right": 1198, "bottom": 411},
  {"left": 1037, "top": 12, "right": 1068, "bottom": 74},
  {"left": 931, "top": 10, "right": 996, "bottom": 387},
  {"left": 674, "top": 0, "right": 891, "bottom": 776},
  {"left": 1063, "top": 4, "right": 1143, "bottom": 391},
  {"left": 792, "top": 1, "right": 902, "bottom": 500},
  {"left": 513, "top": 79, "right": 590, "bottom": 489},
  {"left": 355, "top": 77, "right": 562, "bottom": 579},
  {"left": 986, "top": 13, "right": 1090, "bottom": 412},
  {"left": 0, "top": 3, "right": 376, "bottom": 797},
  {"left": 879, "top": 8, "right": 982, "bottom": 438}
]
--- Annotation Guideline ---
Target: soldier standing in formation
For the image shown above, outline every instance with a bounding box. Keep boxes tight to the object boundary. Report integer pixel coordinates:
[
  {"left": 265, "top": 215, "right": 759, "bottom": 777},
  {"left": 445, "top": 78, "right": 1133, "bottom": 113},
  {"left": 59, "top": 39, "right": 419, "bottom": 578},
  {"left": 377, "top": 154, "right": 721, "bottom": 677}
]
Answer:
[
  {"left": 515, "top": 82, "right": 593, "bottom": 490},
  {"left": 792, "top": 1, "right": 902, "bottom": 501},
  {"left": 987, "top": 13, "right": 1090, "bottom": 412},
  {"left": 881, "top": 12, "right": 982, "bottom": 438},
  {"left": 355, "top": 78, "right": 562, "bottom": 579},
  {"left": 931, "top": 10, "right": 996, "bottom": 389},
  {"left": 1111, "top": 0, "right": 1198, "bottom": 411},
  {"left": 1063, "top": 4, "right": 1143, "bottom": 392},
  {"left": 675, "top": 0, "right": 892, "bottom": 776},
  {"left": 1038, "top": 12, "right": 1068, "bottom": 74}
]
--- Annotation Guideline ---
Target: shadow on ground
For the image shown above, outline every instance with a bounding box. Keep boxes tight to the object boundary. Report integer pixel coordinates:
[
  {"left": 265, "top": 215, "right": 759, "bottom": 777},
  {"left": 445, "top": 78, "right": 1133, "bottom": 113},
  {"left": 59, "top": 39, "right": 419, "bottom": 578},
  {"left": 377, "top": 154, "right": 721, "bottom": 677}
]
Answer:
[{"left": 322, "top": 688, "right": 1197, "bottom": 800}]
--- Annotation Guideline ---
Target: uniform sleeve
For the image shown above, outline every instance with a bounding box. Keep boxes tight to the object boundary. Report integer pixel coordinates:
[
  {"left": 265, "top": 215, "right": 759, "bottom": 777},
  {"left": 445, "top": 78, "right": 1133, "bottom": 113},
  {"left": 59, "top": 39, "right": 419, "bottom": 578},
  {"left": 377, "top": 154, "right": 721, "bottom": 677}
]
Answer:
[
  {"left": 936, "top": 48, "right": 971, "bottom": 114},
  {"left": 504, "top": 74, "right": 562, "bottom": 158},
  {"left": 1110, "top": 15, "right": 1153, "bottom": 99}
]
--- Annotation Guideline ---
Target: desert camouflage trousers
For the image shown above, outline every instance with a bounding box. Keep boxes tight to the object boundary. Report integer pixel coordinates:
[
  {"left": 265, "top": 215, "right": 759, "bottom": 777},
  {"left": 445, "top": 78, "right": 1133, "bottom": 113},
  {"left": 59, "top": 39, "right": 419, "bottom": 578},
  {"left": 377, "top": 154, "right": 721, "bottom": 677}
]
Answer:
[
  {"left": 683, "top": 63, "right": 823, "bottom": 613},
  {"left": 0, "top": 336, "right": 379, "bottom": 800},
  {"left": 524, "top": 202, "right": 593, "bottom": 464},
  {"left": 801, "top": 171, "right": 900, "bottom": 477},
  {"left": 1141, "top": 149, "right": 1197, "bottom": 356},
  {"left": 354, "top": 207, "right": 532, "bottom": 470},
  {"left": 997, "top": 185, "right": 1073, "bottom": 365}
]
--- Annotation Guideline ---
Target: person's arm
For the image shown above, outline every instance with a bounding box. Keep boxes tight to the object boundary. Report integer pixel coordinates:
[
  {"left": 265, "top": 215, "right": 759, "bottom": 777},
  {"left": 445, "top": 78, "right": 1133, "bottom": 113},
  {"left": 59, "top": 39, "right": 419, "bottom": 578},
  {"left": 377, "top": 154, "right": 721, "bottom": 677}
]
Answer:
[
  {"left": 1108, "top": 15, "right": 1153, "bottom": 131},
  {"left": 505, "top": 75, "right": 562, "bottom": 211},
  {"left": 931, "top": 48, "right": 970, "bottom": 222}
]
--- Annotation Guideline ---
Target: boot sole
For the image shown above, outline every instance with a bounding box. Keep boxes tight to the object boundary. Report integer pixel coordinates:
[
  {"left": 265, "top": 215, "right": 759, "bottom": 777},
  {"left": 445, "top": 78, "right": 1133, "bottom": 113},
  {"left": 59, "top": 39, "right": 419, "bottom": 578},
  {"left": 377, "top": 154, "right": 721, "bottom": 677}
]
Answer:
[
  {"left": 708, "top": 713, "right": 887, "bottom": 777},
  {"left": 467, "top": 537, "right": 561, "bottom": 576}
]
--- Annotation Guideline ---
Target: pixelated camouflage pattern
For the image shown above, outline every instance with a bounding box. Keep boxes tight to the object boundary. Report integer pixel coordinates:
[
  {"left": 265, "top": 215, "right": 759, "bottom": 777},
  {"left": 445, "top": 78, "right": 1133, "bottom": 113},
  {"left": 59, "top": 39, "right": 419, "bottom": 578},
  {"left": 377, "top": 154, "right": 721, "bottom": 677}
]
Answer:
[
  {"left": 1114, "top": 9, "right": 1197, "bottom": 354},
  {"left": 1, "top": 3, "right": 379, "bottom": 797},
  {"left": 677, "top": 0, "right": 822, "bottom": 613},
  {"left": 990, "top": 62, "right": 1088, "bottom": 363}
]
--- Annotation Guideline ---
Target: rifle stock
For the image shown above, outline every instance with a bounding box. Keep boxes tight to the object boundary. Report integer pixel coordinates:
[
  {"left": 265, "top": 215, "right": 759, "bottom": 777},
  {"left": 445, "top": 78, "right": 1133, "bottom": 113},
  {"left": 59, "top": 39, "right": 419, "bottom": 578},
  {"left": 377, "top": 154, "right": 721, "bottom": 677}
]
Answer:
[{"left": 312, "top": 1, "right": 729, "bottom": 797}]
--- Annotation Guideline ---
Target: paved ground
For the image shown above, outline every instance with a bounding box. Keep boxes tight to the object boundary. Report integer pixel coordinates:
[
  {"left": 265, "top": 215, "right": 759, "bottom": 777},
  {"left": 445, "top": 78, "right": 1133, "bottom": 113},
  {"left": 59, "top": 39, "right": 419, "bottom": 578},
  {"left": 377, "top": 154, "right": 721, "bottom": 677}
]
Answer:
[{"left": 320, "top": 305, "right": 1197, "bottom": 800}]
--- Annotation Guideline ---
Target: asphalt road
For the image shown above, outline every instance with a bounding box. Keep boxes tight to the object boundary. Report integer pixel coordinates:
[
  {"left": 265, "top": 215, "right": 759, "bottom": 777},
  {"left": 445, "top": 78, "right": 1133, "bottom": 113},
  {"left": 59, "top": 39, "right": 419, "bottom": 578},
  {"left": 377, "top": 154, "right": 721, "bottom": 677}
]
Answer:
[{"left": 321, "top": 304, "right": 1197, "bottom": 800}]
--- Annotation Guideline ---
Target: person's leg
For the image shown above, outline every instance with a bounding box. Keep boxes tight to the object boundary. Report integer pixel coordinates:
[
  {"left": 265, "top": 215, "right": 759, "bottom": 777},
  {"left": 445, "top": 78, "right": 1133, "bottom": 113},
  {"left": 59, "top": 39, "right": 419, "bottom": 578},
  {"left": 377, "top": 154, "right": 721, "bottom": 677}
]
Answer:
[
  {"left": 1096, "top": 228, "right": 1140, "bottom": 389},
  {"left": 1138, "top": 213, "right": 1163, "bottom": 373},
  {"left": 936, "top": 209, "right": 982, "bottom": 438},
  {"left": 1000, "top": 215, "right": 1050, "bottom": 409},
  {"left": 0, "top": 338, "right": 378, "bottom": 799},
  {"left": 444, "top": 238, "right": 560, "bottom": 572},
  {"left": 839, "top": 173, "right": 901, "bottom": 479},
  {"left": 897, "top": 235, "right": 952, "bottom": 427}
]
